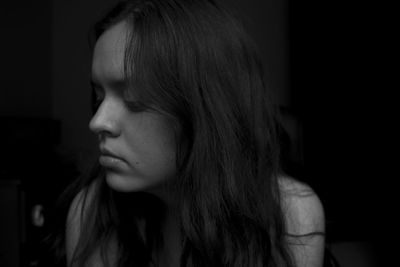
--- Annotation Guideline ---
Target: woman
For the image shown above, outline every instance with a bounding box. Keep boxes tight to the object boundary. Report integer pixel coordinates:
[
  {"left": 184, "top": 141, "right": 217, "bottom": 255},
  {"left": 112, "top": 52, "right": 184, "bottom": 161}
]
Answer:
[{"left": 61, "top": 0, "right": 325, "bottom": 266}]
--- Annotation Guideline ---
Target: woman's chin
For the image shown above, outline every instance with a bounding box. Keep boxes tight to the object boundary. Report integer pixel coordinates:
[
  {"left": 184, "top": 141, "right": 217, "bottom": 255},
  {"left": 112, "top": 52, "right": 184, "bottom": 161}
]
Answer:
[
  {"left": 104, "top": 171, "right": 146, "bottom": 192},
  {"left": 104, "top": 171, "right": 168, "bottom": 194}
]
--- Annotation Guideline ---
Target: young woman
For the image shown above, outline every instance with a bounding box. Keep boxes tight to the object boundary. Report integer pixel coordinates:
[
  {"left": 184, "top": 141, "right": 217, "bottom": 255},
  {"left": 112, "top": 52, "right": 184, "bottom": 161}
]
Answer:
[{"left": 61, "top": 0, "right": 325, "bottom": 266}]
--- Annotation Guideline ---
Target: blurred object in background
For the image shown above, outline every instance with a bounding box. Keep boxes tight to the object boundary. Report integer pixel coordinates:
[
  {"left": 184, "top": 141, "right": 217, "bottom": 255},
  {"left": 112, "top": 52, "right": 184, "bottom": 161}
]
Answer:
[{"left": 0, "top": 116, "right": 79, "bottom": 267}]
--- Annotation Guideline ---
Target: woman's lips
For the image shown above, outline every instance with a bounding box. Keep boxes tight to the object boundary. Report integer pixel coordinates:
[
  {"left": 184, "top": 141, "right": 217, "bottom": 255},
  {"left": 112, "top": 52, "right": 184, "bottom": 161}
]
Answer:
[
  {"left": 99, "top": 147, "right": 128, "bottom": 170},
  {"left": 99, "top": 154, "right": 127, "bottom": 169}
]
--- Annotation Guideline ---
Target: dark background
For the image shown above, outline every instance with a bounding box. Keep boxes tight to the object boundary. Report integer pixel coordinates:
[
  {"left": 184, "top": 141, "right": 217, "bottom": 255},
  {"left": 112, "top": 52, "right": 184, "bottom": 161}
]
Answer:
[{"left": 0, "top": 0, "right": 385, "bottom": 266}]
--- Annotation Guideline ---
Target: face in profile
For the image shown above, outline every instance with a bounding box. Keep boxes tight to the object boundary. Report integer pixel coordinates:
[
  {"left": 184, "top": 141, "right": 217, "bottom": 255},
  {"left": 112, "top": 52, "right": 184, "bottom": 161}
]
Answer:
[{"left": 89, "top": 20, "right": 177, "bottom": 193}]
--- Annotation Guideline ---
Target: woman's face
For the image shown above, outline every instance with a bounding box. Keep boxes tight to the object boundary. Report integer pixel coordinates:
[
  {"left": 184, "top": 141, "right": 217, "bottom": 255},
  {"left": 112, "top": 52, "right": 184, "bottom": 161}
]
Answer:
[{"left": 89, "top": 20, "right": 177, "bottom": 193}]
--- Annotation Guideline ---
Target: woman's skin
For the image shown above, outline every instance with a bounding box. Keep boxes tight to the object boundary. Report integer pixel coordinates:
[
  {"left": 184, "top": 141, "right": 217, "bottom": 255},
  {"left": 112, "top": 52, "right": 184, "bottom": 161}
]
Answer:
[
  {"left": 89, "top": 19, "right": 182, "bottom": 267},
  {"left": 89, "top": 20, "right": 177, "bottom": 199},
  {"left": 67, "top": 18, "right": 325, "bottom": 267}
]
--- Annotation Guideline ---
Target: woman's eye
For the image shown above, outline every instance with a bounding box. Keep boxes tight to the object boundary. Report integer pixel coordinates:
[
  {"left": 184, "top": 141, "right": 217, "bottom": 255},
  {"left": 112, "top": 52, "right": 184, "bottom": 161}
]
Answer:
[
  {"left": 125, "top": 100, "right": 147, "bottom": 112},
  {"left": 122, "top": 90, "right": 147, "bottom": 112}
]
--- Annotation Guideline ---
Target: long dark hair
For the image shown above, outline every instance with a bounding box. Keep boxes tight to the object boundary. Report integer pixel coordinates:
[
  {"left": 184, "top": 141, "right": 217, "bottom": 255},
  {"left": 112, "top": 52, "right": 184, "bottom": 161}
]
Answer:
[{"left": 56, "top": 0, "right": 294, "bottom": 266}]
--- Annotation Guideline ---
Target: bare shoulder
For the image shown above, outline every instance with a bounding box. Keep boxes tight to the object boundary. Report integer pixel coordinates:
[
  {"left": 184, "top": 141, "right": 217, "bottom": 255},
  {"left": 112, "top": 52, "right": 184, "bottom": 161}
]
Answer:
[
  {"left": 278, "top": 175, "right": 325, "bottom": 235},
  {"left": 278, "top": 175, "right": 326, "bottom": 267}
]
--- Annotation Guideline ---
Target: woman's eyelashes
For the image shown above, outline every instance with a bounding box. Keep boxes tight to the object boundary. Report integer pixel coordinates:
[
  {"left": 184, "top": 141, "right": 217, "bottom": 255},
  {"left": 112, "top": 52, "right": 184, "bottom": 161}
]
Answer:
[
  {"left": 122, "top": 90, "right": 148, "bottom": 112},
  {"left": 90, "top": 80, "right": 147, "bottom": 113},
  {"left": 125, "top": 100, "right": 147, "bottom": 112}
]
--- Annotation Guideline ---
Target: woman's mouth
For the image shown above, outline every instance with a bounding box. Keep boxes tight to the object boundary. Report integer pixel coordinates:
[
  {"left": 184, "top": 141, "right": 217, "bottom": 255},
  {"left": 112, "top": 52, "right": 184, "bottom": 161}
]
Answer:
[
  {"left": 99, "top": 148, "right": 127, "bottom": 170},
  {"left": 99, "top": 154, "right": 127, "bottom": 170}
]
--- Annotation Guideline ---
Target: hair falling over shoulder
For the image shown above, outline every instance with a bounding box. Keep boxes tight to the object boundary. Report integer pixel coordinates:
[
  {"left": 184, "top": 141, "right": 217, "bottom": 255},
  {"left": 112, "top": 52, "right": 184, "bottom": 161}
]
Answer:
[{"left": 51, "top": 0, "right": 295, "bottom": 266}]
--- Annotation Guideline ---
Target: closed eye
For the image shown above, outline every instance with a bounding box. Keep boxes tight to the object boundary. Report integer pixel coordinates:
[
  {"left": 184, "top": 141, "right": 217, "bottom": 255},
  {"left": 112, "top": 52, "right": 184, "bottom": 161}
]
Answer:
[
  {"left": 125, "top": 100, "right": 147, "bottom": 112},
  {"left": 90, "top": 79, "right": 148, "bottom": 113},
  {"left": 122, "top": 89, "right": 148, "bottom": 112}
]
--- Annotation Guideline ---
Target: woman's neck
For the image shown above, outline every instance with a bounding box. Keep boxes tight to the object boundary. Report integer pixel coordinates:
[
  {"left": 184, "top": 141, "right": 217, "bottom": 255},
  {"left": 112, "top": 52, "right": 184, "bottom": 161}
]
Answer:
[
  {"left": 145, "top": 184, "right": 182, "bottom": 266},
  {"left": 142, "top": 196, "right": 180, "bottom": 267},
  {"left": 158, "top": 211, "right": 182, "bottom": 266}
]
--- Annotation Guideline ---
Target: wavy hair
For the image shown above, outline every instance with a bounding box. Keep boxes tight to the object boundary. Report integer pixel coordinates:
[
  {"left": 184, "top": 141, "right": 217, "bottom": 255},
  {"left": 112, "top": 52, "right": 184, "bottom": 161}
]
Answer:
[{"left": 54, "top": 0, "right": 294, "bottom": 266}]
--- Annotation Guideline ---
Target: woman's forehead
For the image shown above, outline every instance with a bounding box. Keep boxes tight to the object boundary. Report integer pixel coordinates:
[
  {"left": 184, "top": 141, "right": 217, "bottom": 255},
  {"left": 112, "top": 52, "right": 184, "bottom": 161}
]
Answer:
[{"left": 91, "top": 20, "right": 130, "bottom": 85}]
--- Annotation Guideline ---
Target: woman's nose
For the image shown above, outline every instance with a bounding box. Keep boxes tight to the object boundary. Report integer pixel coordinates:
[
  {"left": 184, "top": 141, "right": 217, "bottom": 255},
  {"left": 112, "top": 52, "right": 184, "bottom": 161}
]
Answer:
[{"left": 89, "top": 99, "right": 121, "bottom": 138}]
